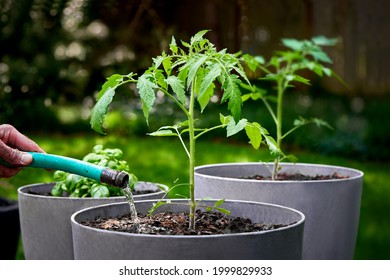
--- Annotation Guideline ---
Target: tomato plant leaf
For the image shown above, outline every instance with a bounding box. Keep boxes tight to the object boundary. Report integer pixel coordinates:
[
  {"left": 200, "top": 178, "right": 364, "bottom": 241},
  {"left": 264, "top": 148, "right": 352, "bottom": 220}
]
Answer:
[
  {"left": 245, "top": 122, "right": 262, "bottom": 149},
  {"left": 166, "top": 75, "right": 186, "bottom": 105},
  {"left": 90, "top": 86, "right": 116, "bottom": 134},
  {"left": 227, "top": 118, "right": 247, "bottom": 137},
  {"left": 221, "top": 74, "right": 243, "bottom": 121},
  {"left": 137, "top": 74, "right": 157, "bottom": 123}
]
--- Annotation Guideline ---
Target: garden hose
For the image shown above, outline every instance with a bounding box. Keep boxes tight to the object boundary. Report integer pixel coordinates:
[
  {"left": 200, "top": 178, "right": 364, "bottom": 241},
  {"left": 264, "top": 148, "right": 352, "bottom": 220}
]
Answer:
[{"left": 0, "top": 152, "right": 129, "bottom": 188}]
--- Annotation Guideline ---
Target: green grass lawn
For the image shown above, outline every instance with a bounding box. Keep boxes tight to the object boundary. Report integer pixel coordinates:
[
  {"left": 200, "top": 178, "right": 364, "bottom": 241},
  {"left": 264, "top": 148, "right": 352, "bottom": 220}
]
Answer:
[{"left": 1, "top": 133, "right": 389, "bottom": 259}]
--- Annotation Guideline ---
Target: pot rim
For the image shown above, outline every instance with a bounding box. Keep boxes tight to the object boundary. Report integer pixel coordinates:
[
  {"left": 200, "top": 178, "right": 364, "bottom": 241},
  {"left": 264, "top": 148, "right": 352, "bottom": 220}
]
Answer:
[
  {"left": 195, "top": 162, "right": 364, "bottom": 183},
  {"left": 71, "top": 199, "right": 305, "bottom": 239},
  {"left": 17, "top": 182, "right": 167, "bottom": 201}
]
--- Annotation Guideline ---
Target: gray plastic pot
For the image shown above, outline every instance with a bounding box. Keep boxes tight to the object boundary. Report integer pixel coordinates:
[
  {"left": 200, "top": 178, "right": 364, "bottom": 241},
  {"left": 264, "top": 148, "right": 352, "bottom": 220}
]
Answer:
[
  {"left": 194, "top": 163, "right": 363, "bottom": 260},
  {"left": 18, "top": 182, "right": 166, "bottom": 260},
  {"left": 71, "top": 199, "right": 305, "bottom": 260}
]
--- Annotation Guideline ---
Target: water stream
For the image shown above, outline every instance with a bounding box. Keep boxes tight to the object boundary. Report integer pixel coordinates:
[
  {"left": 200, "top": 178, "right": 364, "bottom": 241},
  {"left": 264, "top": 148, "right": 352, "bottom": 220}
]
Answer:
[{"left": 122, "top": 183, "right": 139, "bottom": 224}]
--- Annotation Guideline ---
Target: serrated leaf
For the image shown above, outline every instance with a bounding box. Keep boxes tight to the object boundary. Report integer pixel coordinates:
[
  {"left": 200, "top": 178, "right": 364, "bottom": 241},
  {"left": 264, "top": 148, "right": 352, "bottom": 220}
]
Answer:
[
  {"left": 162, "top": 57, "right": 172, "bottom": 76},
  {"left": 190, "top": 30, "right": 209, "bottom": 45},
  {"left": 169, "top": 36, "right": 178, "bottom": 53},
  {"left": 199, "top": 63, "right": 221, "bottom": 100},
  {"left": 181, "top": 40, "right": 191, "bottom": 48},
  {"left": 245, "top": 122, "right": 262, "bottom": 149},
  {"left": 242, "top": 54, "right": 259, "bottom": 72},
  {"left": 186, "top": 55, "right": 208, "bottom": 89},
  {"left": 90, "top": 86, "right": 116, "bottom": 134},
  {"left": 227, "top": 118, "right": 247, "bottom": 137},
  {"left": 97, "top": 74, "right": 124, "bottom": 99},
  {"left": 153, "top": 56, "right": 164, "bottom": 69},
  {"left": 219, "top": 114, "right": 231, "bottom": 125},
  {"left": 198, "top": 82, "right": 215, "bottom": 112},
  {"left": 264, "top": 135, "right": 282, "bottom": 157},
  {"left": 221, "top": 74, "right": 243, "bottom": 120},
  {"left": 137, "top": 75, "right": 157, "bottom": 123},
  {"left": 165, "top": 76, "right": 186, "bottom": 104}
]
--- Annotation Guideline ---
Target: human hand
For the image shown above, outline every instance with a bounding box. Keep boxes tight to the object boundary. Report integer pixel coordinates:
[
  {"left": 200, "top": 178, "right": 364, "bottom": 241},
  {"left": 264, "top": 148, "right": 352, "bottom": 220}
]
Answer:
[{"left": 0, "top": 124, "right": 45, "bottom": 178}]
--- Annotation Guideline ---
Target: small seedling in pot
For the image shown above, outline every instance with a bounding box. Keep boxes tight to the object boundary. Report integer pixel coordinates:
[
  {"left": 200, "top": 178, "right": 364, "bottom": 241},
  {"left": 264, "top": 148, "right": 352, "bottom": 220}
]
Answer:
[
  {"left": 241, "top": 36, "right": 344, "bottom": 179},
  {"left": 90, "top": 30, "right": 265, "bottom": 229}
]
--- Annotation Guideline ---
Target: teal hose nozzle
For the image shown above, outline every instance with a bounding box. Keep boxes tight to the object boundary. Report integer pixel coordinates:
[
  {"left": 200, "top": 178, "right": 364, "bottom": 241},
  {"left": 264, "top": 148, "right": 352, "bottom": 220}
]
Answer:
[{"left": 1, "top": 152, "right": 129, "bottom": 188}]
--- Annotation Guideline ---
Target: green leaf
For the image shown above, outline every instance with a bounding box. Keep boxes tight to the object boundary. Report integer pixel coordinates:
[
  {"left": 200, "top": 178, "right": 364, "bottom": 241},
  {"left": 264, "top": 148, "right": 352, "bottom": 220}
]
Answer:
[
  {"left": 148, "top": 129, "right": 178, "bottom": 137},
  {"left": 162, "top": 57, "right": 172, "bottom": 76},
  {"left": 96, "top": 74, "right": 124, "bottom": 99},
  {"left": 137, "top": 75, "right": 157, "bottom": 123},
  {"left": 282, "top": 38, "right": 304, "bottom": 51},
  {"left": 214, "top": 199, "right": 225, "bottom": 207},
  {"left": 219, "top": 114, "right": 231, "bottom": 125},
  {"left": 292, "top": 75, "right": 311, "bottom": 85},
  {"left": 190, "top": 30, "right": 209, "bottom": 45},
  {"left": 323, "top": 67, "right": 332, "bottom": 77},
  {"left": 169, "top": 36, "right": 178, "bottom": 53},
  {"left": 221, "top": 74, "right": 243, "bottom": 120},
  {"left": 285, "top": 154, "right": 298, "bottom": 163},
  {"left": 186, "top": 55, "right": 208, "bottom": 89},
  {"left": 245, "top": 122, "right": 262, "bottom": 149},
  {"left": 198, "top": 81, "right": 215, "bottom": 112},
  {"left": 227, "top": 118, "right": 247, "bottom": 137},
  {"left": 264, "top": 135, "right": 282, "bottom": 157},
  {"left": 216, "top": 207, "right": 231, "bottom": 215},
  {"left": 165, "top": 76, "right": 186, "bottom": 104},
  {"left": 91, "top": 185, "right": 110, "bottom": 198},
  {"left": 312, "top": 36, "right": 338, "bottom": 46},
  {"left": 153, "top": 56, "right": 164, "bottom": 69},
  {"left": 51, "top": 183, "right": 63, "bottom": 196},
  {"left": 199, "top": 63, "right": 221, "bottom": 101},
  {"left": 90, "top": 86, "right": 116, "bottom": 134},
  {"left": 294, "top": 117, "right": 332, "bottom": 130},
  {"left": 310, "top": 50, "right": 333, "bottom": 63}
]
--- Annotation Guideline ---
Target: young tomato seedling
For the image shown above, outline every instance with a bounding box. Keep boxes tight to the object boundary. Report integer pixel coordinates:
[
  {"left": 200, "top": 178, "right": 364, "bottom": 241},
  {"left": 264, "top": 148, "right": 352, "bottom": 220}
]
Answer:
[
  {"left": 242, "top": 36, "right": 344, "bottom": 179},
  {"left": 90, "top": 30, "right": 261, "bottom": 229}
]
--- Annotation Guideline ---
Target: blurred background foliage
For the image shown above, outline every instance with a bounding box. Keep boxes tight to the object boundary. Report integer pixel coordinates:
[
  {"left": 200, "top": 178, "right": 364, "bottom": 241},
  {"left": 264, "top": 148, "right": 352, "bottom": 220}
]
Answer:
[
  {"left": 1, "top": 0, "right": 390, "bottom": 259},
  {"left": 1, "top": 0, "right": 389, "bottom": 159}
]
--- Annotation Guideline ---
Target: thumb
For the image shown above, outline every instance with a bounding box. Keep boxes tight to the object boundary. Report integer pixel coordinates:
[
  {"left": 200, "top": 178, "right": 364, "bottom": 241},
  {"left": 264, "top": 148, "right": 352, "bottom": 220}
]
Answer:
[{"left": 0, "top": 142, "right": 33, "bottom": 166}]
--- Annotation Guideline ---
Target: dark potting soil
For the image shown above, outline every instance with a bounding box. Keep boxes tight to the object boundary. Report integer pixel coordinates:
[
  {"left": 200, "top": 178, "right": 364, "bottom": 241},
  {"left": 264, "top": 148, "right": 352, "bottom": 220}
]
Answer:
[
  {"left": 244, "top": 172, "right": 349, "bottom": 181},
  {"left": 81, "top": 210, "right": 291, "bottom": 235}
]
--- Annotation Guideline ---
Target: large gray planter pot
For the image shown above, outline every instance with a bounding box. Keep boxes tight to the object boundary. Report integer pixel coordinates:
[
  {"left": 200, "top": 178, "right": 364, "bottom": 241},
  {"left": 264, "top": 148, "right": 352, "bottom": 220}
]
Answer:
[
  {"left": 194, "top": 163, "right": 364, "bottom": 260},
  {"left": 71, "top": 199, "right": 305, "bottom": 260},
  {"left": 18, "top": 182, "right": 166, "bottom": 260}
]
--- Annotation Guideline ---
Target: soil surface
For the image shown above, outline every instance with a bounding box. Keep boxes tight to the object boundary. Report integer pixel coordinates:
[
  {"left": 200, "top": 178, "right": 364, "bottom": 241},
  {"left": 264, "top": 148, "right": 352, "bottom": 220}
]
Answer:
[
  {"left": 81, "top": 210, "right": 291, "bottom": 235},
  {"left": 244, "top": 172, "right": 349, "bottom": 181}
]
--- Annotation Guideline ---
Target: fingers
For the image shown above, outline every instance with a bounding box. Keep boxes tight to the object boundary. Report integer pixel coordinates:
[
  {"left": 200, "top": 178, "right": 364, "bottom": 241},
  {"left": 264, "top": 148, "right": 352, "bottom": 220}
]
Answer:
[
  {"left": 0, "top": 140, "right": 33, "bottom": 166},
  {"left": 0, "top": 124, "right": 44, "bottom": 154},
  {"left": 0, "top": 124, "right": 45, "bottom": 178}
]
